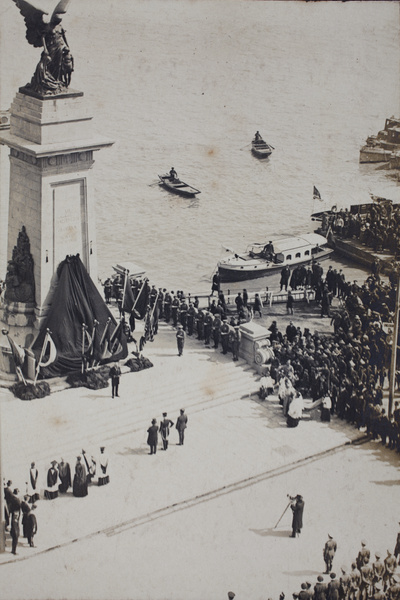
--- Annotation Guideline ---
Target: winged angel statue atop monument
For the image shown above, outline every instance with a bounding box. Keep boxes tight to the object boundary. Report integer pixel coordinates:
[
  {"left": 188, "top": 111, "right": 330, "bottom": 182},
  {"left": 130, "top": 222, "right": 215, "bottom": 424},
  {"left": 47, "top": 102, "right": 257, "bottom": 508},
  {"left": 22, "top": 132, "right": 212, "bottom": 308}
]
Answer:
[{"left": 12, "top": 0, "right": 74, "bottom": 96}]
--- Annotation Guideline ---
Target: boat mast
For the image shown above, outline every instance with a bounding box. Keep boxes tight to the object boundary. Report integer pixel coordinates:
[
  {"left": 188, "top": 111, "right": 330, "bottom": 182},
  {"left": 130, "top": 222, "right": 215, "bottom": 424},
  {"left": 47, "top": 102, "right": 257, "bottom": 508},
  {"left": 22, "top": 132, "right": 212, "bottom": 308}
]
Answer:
[{"left": 388, "top": 273, "right": 400, "bottom": 418}]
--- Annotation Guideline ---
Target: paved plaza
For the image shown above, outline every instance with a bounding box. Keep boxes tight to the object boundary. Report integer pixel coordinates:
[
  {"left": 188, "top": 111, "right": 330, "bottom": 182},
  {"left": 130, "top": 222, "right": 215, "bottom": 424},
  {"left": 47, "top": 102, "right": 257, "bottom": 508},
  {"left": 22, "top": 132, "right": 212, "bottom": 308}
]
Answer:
[{"left": 0, "top": 307, "right": 399, "bottom": 600}]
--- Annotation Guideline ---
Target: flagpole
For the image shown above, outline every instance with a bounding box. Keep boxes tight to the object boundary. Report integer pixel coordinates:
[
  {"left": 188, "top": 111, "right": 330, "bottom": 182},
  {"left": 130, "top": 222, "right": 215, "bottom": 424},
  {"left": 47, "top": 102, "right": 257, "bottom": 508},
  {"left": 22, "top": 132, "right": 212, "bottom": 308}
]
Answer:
[
  {"left": 94, "top": 317, "right": 111, "bottom": 367},
  {"left": 0, "top": 399, "right": 5, "bottom": 553},
  {"left": 389, "top": 274, "right": 400, "bottom": 418},
  {"left": 121, "top": 268, "right": 129, "bottom": 319},
  {"left": 89, "top": 319, "right": 98, "bottom": 370},
  {"left": 81, "top": 323, "right": 87, "bottom": 374},
  {"left": 34, "top": 330, "right": 49, "bottom": 385},
  {"left": 150, "top": 292, "right": 159, "bottom": 320}
]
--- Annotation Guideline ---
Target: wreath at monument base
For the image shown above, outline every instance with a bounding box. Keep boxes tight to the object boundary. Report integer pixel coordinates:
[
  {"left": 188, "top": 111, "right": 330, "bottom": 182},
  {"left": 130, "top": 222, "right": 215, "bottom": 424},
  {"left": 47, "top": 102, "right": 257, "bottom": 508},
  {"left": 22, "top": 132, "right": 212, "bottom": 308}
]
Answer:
[
  {"left": 125, "top": 355, "right": 153, "bottom": 372},
  {"left": 66, "top": 366, "right": 110, "bottom": 390},
  {"left": 10, "top": 381, "right": 51, "bottom": 401}
]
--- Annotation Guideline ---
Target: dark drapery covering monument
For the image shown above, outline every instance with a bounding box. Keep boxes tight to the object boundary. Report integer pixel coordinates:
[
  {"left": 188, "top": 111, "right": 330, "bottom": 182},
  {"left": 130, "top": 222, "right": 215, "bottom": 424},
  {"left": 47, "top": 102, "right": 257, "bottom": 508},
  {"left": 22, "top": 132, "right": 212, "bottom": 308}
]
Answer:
[{"left": 32, "top": 255, "right": 127, "bottom": 377}]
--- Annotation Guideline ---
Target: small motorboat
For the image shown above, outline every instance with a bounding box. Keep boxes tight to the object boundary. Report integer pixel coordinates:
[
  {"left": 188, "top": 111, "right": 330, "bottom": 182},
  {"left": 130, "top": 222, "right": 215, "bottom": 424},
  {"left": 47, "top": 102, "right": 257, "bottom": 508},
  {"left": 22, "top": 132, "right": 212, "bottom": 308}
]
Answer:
[
  {"left": 251, "top": 133, "right": 273, "bottom": 159},
  {"left": 158, "top": 174, "right": 201, "bottom": 197},
  {"left": 217, "top": 233, "right": 333, "bottom": 282}
]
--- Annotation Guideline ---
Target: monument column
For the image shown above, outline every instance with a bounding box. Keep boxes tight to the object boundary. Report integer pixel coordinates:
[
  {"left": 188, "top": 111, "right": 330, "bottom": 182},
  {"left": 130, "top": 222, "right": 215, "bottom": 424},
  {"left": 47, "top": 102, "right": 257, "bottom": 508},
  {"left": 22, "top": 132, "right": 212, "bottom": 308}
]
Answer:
[
  {"left": 0, "top": 89, "right": 113, "bottom": 338},
  {"left": 0, "top": 1, "right": 114, "bottom": 373}
]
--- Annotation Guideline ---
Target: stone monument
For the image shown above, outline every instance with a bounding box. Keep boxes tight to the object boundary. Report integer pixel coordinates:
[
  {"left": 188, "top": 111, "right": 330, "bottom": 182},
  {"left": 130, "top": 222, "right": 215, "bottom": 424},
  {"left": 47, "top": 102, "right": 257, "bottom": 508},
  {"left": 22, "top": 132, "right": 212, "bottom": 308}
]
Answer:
[{"left": 0, "top": 0, "right": 113, "bottom": 373}]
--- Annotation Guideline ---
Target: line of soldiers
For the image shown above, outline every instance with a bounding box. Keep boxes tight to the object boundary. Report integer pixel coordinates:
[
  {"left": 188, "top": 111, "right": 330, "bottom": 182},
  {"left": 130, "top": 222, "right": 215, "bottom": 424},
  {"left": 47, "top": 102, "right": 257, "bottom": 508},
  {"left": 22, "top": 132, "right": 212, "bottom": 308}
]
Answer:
[
  {"left": 162, "top": 291, "right": 241, "bottom": 360},
  {"left": 293, "top": 538, "right": 400, "bottom": 600}
]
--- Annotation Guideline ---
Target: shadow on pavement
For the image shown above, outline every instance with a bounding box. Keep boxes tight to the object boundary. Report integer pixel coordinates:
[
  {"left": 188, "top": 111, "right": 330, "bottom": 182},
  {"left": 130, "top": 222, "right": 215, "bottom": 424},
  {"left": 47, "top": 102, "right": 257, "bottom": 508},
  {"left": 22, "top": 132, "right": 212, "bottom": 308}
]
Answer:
[
  {"left": 372, "top": 479, "right": 400, "bottom": 486},
  {"left": 117, "top": 446, "right": 148, "bottom": 456},
  {"left": 249, "top": 527, "right": 291, "bottom": 538}
]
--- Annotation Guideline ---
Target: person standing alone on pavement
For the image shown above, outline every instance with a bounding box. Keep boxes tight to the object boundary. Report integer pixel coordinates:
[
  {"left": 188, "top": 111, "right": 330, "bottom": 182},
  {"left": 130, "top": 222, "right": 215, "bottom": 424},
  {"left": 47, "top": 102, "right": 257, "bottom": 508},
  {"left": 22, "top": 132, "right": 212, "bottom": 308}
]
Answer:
[
  {"left": 176, "top": 324, "right": 185, "bottom": 356},
  {"left": 109, "top": 362, "right": 121, "bottom": 398},
  {"left": 290, "top": 494, "right": 304, "bottom": 538},
  {"left": 159, "top": 412, "right": 174, "bottom": 450},
  {"left": 324, "top": 534, "right": 337, "bottom": 573},
  {"left": 147, "top": 419, "right": 158, "bottom": 455},
  {"left": 176, "top": 409, "right": 188, "bottom": 445}
]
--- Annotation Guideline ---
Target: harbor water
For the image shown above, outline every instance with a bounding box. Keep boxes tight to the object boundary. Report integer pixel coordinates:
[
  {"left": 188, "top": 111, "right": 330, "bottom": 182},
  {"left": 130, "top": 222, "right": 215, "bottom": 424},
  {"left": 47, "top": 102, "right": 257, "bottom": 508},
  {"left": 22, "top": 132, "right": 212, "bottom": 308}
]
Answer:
[{"left": 1, "top": 0, "right": 399, "bottom": 291}]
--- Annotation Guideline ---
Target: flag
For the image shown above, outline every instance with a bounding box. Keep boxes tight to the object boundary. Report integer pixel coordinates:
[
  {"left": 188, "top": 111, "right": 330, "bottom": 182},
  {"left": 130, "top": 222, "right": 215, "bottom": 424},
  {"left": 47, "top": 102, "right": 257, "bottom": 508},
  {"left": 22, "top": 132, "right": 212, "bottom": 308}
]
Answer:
[
  {"left": 86, "top": 320, "right": 99, "bottom": 365},
  {"left": 82, "top": 325, "right": 93, "bottom": 354},
  {"left": 39, "top": 330, "right": 57, "bottom": 368},
  {"left": 122, "top": 277, "right": 135, "bottom": 313},
  {"left": 133, "top": 281, "right": 149, "bottom": 319},
  {"left": 108, "top": 322, "right": 128, "bottom": 362},
  {"left": 95, "top": 318, "right": 112, "bottom": 363},
  {"left": 313, "top": 186, "right": 322, "bottom": 201},
  {"left": 5, "top": 332, "right": 25, "bottom": 368}
]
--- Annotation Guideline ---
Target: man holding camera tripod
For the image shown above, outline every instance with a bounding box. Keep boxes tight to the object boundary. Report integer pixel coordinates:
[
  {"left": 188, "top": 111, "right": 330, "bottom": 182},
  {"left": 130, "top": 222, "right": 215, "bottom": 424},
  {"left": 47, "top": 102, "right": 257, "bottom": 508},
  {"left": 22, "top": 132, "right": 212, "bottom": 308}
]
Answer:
[{"left": 290, "top": 494, "right": 305, "bottom": 538}]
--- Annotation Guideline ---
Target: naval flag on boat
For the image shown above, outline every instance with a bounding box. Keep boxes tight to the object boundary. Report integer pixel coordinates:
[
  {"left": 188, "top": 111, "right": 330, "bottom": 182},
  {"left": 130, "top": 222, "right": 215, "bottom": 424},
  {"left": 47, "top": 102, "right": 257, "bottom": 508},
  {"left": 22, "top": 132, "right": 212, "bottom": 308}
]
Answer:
[{"left": 313, "top": 186, "right": 323, "bottom": 202}]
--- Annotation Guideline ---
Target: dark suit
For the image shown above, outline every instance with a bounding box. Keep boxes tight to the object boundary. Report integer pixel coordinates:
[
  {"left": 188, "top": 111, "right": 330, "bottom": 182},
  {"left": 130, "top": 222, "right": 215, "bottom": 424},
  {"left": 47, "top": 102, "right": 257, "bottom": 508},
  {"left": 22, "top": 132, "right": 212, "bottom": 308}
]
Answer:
[
  {"left": 327, "top": 579, "right": 340, "bottom": 600},
  {"left": 176, "top": 412, "right": 188, "bottom": 445},
  {"left": 25, "top": 511, "right": 37, "bottom": 547},
  {"left": 147, "top": 424, "right": 158, "bottom": 454},
  {"left": 159, "top": 418, "right": 174, "bottom": 450},
  {"left": 291, "top": 497, "right": 304, "bottom": 537},
  {"left": 109, "top": 365, "right": 121, "bottom": 398},
  {"left": 220, "top": 322, "right": 230, "bottom": 354},
  {"left": 314, "top": 582, "right": 328, "bottom": 600},
  {"left": 10, "top": 510, "right": 20, "bottom": 555}
]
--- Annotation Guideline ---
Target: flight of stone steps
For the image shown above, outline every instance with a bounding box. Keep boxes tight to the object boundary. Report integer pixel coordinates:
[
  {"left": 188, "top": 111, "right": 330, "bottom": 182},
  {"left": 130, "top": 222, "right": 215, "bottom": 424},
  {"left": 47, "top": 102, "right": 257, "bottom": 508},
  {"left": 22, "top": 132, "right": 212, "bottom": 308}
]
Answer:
[{"left": 2, "top": 321, "right": 261, "bottom": 485}]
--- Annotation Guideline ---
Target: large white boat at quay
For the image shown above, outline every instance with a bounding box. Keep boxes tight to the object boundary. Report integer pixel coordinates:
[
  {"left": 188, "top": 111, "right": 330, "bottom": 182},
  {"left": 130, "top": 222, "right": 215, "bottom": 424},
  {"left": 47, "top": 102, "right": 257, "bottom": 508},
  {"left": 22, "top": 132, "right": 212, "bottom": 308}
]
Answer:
[{"left": 217, "top": 233, "right": 333, "bottom": 282}]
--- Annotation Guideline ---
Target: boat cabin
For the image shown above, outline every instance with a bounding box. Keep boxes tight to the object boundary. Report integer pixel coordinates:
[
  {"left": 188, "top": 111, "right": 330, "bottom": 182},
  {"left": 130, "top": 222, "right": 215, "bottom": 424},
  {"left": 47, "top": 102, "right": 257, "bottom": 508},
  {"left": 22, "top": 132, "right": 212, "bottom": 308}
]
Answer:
[{"left": 248, "top": 234, "right": 326, "bottom": 265}]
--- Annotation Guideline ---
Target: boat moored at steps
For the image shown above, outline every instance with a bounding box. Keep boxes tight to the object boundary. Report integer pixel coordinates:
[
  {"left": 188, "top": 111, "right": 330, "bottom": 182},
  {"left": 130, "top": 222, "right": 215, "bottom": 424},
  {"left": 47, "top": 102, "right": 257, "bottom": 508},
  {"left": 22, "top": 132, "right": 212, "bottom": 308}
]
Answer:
[
  {"left": 359, "top": 117, "right": 400, "bottom": 163},
  {"left": 217, "top": 233, "right": 333, "bottom": 282}
]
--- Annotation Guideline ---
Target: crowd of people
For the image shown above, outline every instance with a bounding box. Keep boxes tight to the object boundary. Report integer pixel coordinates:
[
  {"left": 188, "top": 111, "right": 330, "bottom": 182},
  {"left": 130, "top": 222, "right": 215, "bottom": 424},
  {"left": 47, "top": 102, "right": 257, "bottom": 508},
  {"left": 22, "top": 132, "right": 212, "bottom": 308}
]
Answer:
[
  {"left": 103, "top": 260, "right": 399, "bottom": 439},
  {"left": 258, "top": 268, "right": 400, "bottom": 433},
  {"left": 323, "top": 200, "right": 400, "bottom": 259},
  {"left": 3, "top": 447, "right": 109, "bottom": 554}
]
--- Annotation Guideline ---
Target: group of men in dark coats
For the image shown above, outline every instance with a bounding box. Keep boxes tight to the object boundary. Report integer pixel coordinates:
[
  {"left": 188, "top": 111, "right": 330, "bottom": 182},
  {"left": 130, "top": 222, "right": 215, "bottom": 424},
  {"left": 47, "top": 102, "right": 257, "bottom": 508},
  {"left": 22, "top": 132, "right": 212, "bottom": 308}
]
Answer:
[
  {"left": 147, "top": 410, "right": 188, "bottom": 454},
  {"left": 4, "top": 481, "right": 37, "bottom": 554}
]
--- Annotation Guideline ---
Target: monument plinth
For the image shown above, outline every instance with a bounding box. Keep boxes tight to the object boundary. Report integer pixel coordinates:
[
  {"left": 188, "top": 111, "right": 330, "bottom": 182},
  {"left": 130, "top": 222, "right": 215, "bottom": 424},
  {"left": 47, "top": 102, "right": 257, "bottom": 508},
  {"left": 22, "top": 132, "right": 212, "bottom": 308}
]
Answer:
[{"left": 0, "top": 89, "right": 114, "bottom": 370}]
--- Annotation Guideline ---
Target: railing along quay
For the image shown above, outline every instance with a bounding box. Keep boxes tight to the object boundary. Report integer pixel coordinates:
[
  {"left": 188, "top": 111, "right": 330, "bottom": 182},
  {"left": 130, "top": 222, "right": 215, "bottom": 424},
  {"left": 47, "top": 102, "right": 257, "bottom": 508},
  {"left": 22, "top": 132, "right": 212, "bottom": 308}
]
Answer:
[{"left": 189, "top": 287, "right": 315, "bottom": 310}]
